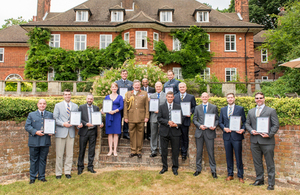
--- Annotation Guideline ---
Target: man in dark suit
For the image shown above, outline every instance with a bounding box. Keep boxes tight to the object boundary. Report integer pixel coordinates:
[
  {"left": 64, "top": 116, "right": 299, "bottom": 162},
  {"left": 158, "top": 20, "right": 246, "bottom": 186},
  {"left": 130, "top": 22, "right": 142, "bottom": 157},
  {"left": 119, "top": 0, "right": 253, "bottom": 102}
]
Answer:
[
  {"left": 157, "top": 91, "right": 182, "bottom": 176},
  {"left": 245, "top": 92, "right": 279, "bottom": 191},
  {"left": 25, "top": 99, "right": 53, "bottom": 184},
  {"left": 163, "top": 70, "right": 180, "bottom": 95},
  {"left": 115, "top": 69, "right": 133, "bottom": 139},
  {"left": 77, "top": 94, "right": 103, "bottom": 175},
  {"left": 173, "top": 82, "right": 196, "bottom": 160},
  {"left": 141, "top": 78, "right": 155, "bottom": 140},
  {"left": 219, "top": 93, "right": 246, "bottom": 183},
  {"left": 193, "top": 92, "right": 219, "bottom": 178}
]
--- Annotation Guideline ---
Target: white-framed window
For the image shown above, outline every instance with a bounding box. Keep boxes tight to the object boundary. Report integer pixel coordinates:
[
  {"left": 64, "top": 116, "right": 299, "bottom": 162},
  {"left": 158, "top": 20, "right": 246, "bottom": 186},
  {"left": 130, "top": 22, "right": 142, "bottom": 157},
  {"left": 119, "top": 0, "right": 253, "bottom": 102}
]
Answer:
[
  {"left": 173, "top": 38, "right": 181, "bottom": 51},
  {"left": 160, "top": 11, "right": 172, "bottom": 22},
  {"left": 153, "top": 32, "right": 159, "bottom": 50},
  {"left": 124, "top": 32, "right": 130, "bottom": 43},
  {"left": 201, "top": 68, "right": 210, "bottom": 80},
  {"left": 0, "top": 48, "right": 4, "bottom": 62},
  {"left": 225, "top": 68, "right": 237, "bottom": 82},
  {"left": 225, "top": 34, "right": 236, "bottom": 51},
  {"left": 205, "top": 34, "right": 210, "bottom": 51},
  {"left": 111, "top": 11, "right": 123, "bottom": 22},
  {"left": 76, "top": 11, "right": 88, "bottom": 22},
  {"left": 74, "top": 35, "right": 87, "bottom": 51},
  {"left": 261, "top": 49, "right": 268, "bottom": 63},
  {"left": 262, "top": 76, "right": 268, "bottom": 80},
  {"left": 197, "top": 11, "right": 209, "bottom": 22},
  {"left": 5, "top": 74, "right": 23, "bottom": 81},
  {"left": 173, "top": 67, "right": 183, "bottom": 79},
  {"left": 100, "top": 35, "right": 112, "bottom": 49},
  {"left": 135, "top": 31, "right": 147, "bottom": 49},
  {"left": 50, "top": 34, "right": 60, "bottom": 48},
  {"left": 48, "top": 67, "right": 55, "bottom": 81}
]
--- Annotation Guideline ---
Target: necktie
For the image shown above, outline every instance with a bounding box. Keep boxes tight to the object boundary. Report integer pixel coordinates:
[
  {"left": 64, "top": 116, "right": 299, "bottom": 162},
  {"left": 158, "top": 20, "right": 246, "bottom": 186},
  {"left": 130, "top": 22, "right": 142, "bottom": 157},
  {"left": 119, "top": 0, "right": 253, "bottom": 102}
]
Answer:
[
  {"left": 88, "top": 106, "right": 92, "bottom": 123},
  {"left": 256, "top": 106, "right": 260, "bottom": 117},
  {"left": 181, "top": 94, "right": 184, "bottom": 101},
  {"left": 169, "top": 104, "right": 172, "bottom": 119},
  {"left": 158, "top": 93, "right": 160, "bottom": 99},
  {"left": 41, "top": 111, "right": 43, "bottom": 117},
  {"left": 203, "top": 105, "right": 207, "bottom": 114},
  {"left": 67, "top": 103, "right": 70, "bottom": 116},
  {"left": 228, "top": 106, "right": 232, "bottom": 118}
]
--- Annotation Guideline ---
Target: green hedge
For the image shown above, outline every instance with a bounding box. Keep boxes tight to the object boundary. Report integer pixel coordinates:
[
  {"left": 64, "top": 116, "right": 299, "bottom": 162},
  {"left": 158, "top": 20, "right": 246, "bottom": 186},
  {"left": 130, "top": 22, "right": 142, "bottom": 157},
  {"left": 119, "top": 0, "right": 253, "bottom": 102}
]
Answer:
[{"left": 0, "top": 96, "right": 299, "bottom": 126}]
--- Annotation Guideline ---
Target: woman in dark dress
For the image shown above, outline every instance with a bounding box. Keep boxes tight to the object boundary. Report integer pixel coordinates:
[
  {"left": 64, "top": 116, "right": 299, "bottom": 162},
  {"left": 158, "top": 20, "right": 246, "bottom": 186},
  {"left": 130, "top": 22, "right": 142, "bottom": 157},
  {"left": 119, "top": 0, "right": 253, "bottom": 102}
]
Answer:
[{"left": 103, "top": 83, "right": 123, "bottom": 156}]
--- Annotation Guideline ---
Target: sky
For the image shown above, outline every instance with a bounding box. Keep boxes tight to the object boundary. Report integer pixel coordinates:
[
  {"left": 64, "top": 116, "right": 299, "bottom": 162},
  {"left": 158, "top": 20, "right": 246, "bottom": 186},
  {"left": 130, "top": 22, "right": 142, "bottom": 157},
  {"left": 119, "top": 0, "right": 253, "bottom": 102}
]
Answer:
[{"left": 0, "top": 0, "right": 231, "bottom": 27}]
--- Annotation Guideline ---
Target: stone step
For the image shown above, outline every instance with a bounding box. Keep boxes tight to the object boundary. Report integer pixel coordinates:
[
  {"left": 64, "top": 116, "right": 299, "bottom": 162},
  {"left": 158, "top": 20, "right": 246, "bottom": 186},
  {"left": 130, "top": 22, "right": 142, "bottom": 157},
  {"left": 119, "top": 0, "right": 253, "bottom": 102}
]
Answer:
[
  {"left": 100, "top": 145, "right": 171, "bottom": 154},
  {"left": 101, "top": 137, "right": 151, "bottom": 146}
]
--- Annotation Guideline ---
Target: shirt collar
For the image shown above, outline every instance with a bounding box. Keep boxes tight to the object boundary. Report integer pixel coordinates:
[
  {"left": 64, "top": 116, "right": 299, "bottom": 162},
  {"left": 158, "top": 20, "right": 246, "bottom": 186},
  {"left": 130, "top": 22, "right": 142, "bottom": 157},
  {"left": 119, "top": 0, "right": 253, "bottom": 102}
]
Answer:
[
  {"left": 228, "top": 104, "right": 235, "bottom": 107},
  {"left": 257, "top": 104, "right": 265, "bottom": 109}
]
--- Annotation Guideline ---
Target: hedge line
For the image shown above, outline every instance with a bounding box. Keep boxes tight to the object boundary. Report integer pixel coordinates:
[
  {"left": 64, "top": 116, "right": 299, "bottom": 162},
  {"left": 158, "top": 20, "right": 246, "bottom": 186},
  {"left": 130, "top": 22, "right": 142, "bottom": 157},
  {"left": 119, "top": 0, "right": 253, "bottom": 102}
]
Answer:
[{"left": 0, "top": 96, "right": 299, "bottom": 126}]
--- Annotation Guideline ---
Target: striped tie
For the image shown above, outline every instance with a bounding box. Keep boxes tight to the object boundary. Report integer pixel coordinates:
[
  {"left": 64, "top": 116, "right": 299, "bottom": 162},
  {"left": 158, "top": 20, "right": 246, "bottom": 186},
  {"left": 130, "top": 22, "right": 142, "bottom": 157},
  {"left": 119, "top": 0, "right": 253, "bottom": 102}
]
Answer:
[
  {"left": 181, "top": 94, "right": 184, "bottom": 101},
  {"left": 228, "top": 106, "right": 232, "bottom": 118},
  {"left": 67, "top": 103, "right": 71, "bottom": 116},
  {"left": 256, "top": 106, "right": 260, "bottom": 117},
  {"left": 169, "top": 104, "right": 172, "bottom": 119}
]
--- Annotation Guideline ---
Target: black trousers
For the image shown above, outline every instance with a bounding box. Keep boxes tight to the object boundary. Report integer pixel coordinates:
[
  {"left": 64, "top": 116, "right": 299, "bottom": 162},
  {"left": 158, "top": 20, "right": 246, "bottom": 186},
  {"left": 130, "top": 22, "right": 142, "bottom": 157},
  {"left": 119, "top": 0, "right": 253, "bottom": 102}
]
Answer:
[
  {"left": 29, "top": 146, "right": 49, "bottom": 180},
  {"left": 78, "top": 129, "right": 97, "bottom": 170},
  {"left": 180, "top": 125, "right": 189, "bottom": 156},
  {"left": 144, "top": 120, "right": 151, "bottom": 139},
  {"left": 160, "top": 131, "right": 180, "bottom": 171}
]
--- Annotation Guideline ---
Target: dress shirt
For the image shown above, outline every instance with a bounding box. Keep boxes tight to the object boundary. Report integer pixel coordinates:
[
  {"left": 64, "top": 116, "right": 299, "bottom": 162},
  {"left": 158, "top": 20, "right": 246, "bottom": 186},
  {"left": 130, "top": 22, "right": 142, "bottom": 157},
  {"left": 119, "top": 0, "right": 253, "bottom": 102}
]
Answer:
[
  {"left": 144, "top": 86, "right": 148, "bottom": 92},
  {"left": 134, "top": 90, "right": 138, "bottom": 95},
  {"left": 256, "top": 104, "right": 265, "bottom": 116},
  {"left": 180, "top": 92, "right": 187, "bottom": 100},
  {"left": 202, "top": 103, "right": 208, "bottom": 110},
  {"left": 38, "top": 110, "right": 44, "bottom": 116},
  {"left": 167, "top": 102, "right": 173, "bottom": 110},
  {"left": 64, "top": 101, "right": 72, "bottom": 110}
]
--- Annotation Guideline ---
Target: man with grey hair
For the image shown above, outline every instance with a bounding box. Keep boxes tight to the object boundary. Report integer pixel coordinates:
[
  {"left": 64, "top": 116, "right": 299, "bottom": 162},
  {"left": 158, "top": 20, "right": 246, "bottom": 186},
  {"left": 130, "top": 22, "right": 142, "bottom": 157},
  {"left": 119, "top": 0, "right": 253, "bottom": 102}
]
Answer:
[{"left": 149, "top": 81, "right": 166, "bottom": 157}]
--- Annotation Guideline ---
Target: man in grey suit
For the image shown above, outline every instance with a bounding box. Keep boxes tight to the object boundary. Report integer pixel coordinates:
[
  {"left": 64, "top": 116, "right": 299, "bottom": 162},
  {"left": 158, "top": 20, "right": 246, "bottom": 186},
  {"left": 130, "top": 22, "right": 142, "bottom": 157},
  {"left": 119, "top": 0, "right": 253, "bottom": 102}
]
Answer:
[
  {"left": 53, "top": 89, "right": 82, "bottom": 179},
  {"left": 245, "top": 92, "right": 279, "bottom": 190},
  {"left": 25, "top": 99, "right": 53, "bottom": 184},
  {"left": 142, "top": 78, "right": 155, "bottom": 140},
  {"left": 149, "top": 81, "right": 166, "bottom": 157},
  {"left": 193, "top": 92, "right": 219, "bottom": 178}
]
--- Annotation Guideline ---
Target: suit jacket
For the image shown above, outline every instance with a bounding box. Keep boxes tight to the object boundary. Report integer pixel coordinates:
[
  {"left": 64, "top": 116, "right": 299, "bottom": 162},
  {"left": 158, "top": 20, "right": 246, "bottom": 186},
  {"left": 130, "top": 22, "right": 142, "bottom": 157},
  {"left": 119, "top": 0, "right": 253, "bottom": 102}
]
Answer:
[
  {"left": 149, "top": 92, "right": 167, "bottom": 123},
  {"left": 157, "top": 102, "right": 182, "bottom": 137},
  {"left": 163, "top": 79, "right": 180, "bottom": 95},
  {"left": 193, "top": 103, "right": 219, "bottom": 139},
  {"left": 141, "top": 86, "right": 155, "bottom": 93},
  {"left": 115, "top": 79, "right": 133, "bottom": 94},
  {"left": 219, "top": 105, "right": 246, "bottom": 141},
  {"left": 124, "top": 90, "right": 149, "bottom": 123},
  {"left": 173, "top": 93, "right": 196, "bottom": 126},
  {"left": 78, "top": 104, "right": 100, "bottom": 136},
  {"left": 245, "top": 105, "right": 279, "bottom": 144},
  {"left": 53, "top": 101, "right": 79, "bottom": 138},
  {"left": 25, "top": 110, "right": 53, "bottom": 147}
]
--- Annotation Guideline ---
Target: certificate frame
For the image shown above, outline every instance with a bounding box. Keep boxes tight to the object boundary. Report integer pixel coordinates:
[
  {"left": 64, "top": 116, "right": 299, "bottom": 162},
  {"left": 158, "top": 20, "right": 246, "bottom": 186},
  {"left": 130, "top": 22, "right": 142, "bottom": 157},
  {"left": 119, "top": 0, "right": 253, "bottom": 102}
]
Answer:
[
  {"left": 119, "top": 87, "right": 128, "bottom": 99},
  {"left": 204, "top": 113, "right": 215, "bottom": 128},
  {"left": 165, "top": 87, "right": 173, "bottom": 94},
  {"left": 149, "top": 98, "right": 159, "bottom": 112},
  {"left": 229, "top": 116, "right": 241, "bottom": 131},
  {"left": 91, "top": 112, "right": 102, "bottom": 125},
  {"left": 43, "top": 118, "right": 56, "bottom": 134},
  {"left": 171, "top": 109, "right": 182, "bottom": 124},
  {"left": 70, "top": 111, "right": 81, "bottom": 126},
  {"left": 102, "top": 100, "right": 113, "bottom": 113},
  {"left": 256, "top": 117, "right": 270, "bottom": 134},
  {"left": 180, "top": 102, "right": 191, "bottom": 116}
]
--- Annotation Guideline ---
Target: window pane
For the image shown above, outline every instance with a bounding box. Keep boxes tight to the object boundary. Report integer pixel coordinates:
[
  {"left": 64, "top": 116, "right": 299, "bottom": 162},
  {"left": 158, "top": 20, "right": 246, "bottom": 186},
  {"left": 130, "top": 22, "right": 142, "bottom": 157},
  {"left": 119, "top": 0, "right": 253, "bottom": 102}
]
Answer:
[
  {"left": 0, "top": 54, "right": 3, "bottom": 61},
  {"left": 75, "top": 35, "right": 80, "bottom": 42}
]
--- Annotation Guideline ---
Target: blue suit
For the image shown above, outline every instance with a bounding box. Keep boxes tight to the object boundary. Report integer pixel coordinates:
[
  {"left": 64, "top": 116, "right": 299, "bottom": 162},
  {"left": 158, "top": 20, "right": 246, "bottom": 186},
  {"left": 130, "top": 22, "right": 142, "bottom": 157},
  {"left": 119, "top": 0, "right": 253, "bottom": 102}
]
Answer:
[
  {"left": 25, "top": 110, "right": 53, "bottom": 180},
  {"left": 163, "top": 78, "right": 180, "bottom": 95},
  {"left": 219, "top": 105, "right": 246, "bottom": 178}
]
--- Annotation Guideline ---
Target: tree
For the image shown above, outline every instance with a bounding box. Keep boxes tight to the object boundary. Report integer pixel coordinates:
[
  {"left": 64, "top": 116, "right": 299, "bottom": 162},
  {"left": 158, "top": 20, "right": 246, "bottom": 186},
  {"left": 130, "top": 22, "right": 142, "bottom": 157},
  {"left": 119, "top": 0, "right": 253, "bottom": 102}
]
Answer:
[{"left": 1, "top": 17, "right": 29, "bottom": 29}]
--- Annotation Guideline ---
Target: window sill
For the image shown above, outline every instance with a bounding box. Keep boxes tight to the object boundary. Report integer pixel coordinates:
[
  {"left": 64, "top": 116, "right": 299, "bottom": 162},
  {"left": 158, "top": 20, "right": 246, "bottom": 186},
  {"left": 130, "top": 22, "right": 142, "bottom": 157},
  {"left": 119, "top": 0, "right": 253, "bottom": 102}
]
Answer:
[
  {"left": 135, "top": 48, "right": 148, "bottom": 50},
  {"left": 224, "top": 50, "right": 237, "bottom": 52}
]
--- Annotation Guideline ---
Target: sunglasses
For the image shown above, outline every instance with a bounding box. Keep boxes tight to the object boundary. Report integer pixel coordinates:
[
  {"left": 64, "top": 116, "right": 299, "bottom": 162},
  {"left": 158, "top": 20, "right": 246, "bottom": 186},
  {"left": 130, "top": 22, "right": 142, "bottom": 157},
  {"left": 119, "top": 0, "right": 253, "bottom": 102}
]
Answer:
[{"left": 255, "top": 97, "right": 264, "bottom": 100}]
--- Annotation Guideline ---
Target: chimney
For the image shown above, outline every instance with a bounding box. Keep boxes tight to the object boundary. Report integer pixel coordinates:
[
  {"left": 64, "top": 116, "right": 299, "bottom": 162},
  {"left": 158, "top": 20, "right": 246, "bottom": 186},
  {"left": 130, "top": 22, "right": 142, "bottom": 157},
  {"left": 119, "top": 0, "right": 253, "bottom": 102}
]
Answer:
[
  {"left": 235, "top": 0, "right": 249, "bottom": 22},
  {"left": 36, "top": 0, "right": 51, "bottom": 21},
  {"left": 122, "top": 0, "right": 134, "bottom": 10}
]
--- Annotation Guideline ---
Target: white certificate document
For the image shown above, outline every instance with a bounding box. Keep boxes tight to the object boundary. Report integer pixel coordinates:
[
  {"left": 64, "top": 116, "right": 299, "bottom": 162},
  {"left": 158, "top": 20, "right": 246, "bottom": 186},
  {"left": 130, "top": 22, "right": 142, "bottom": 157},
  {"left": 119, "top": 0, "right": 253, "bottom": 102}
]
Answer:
[
  {"left": 180, "top": 102, "right": 191, "bottom": 116},
  {"left": 43, "top": 119, "right": 55, "bottom": 134},
  {"left": 70, "top": 111, "right": 81, "bottom": 126},
  {"left": 229, "top": 116, "right": 241, "bottom": 131},
  {"left": 92, "top": 112, "right": 102, "bottom": 125},
  {"left": 119, "top": 88, "right": 128, "bottom": 99},
  {"left": 103, "top": 100, "right": 113, "bottom": 113},
  {"left": 204, "top": 114, "right": 215, "bottom": 128},
  {"left": 149, "top": 98, "right": 159, "bottom": 112},
  {"left": 165, "top": 87, "right": 173, "bottom": 94},
  {"left": 171, "top": 110, "right": 182, "bottom": 124},
  {"left": 256, "top": 117, "right": 269, "bottom": 133}
]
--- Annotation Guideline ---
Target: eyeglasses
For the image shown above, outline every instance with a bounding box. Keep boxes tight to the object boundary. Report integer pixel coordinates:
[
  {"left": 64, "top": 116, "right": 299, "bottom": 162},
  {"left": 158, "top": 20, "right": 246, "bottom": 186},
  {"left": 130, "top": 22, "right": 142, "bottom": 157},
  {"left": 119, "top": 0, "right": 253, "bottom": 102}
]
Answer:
[{"left": 255, "top": 97, "right": 264, "bottom": 100}]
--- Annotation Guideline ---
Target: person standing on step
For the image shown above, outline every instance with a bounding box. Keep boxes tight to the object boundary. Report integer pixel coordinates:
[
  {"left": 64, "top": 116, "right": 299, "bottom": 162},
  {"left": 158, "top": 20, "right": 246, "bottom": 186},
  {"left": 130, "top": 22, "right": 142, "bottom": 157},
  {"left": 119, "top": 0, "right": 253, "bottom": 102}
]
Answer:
[{"left": 163, "top": 70, "right": 180, "bottom": 95}]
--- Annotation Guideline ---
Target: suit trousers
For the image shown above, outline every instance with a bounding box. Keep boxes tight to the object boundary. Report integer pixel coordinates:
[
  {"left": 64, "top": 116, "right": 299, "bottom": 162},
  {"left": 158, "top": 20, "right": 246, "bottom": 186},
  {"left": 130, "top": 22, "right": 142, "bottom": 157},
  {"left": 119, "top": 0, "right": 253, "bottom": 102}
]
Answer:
[
  {"left": 129, "top": 122, "right": 144, "bottom": 154},
  {"left": 55, "top": 133, "right": 74, "bottom": 176},
  {"left": 251, "top": 143, "right": 275, "bottom": 185},
  {"left": 29, "top": 146, "right": 49, "bottom": 180},
  {"left": 120, "top": 111, "right": 129, "bottom": 137},
  {"left": 180, "top": 125, "right": 189, "bottom": 156},
  {"left": 224, "top": 138, "right": 243, "bottom": 178},
  {"left": 78, "top": 129, "right": 97, "bottom": 170},
  {"left": 144, "top": 120, "right": 151, "bottom": 139},
  {"left": 150, "top": 122, "right": 161, "bottom": 154},
  {"left": 160, "top": 131, "right": 180, "bottom": 171},
  {"left": 195, "top": 131, "right": 216, "bottom": 173}
]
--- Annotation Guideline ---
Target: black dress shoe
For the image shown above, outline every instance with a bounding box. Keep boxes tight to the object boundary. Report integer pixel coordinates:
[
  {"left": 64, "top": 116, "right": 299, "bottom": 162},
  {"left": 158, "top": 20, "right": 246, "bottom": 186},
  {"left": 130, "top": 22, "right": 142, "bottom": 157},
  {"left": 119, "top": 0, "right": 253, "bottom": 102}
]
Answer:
[
  {"left": 193, "top": 171, "right": 201, "bottom": 176},
  {"left": 65, "top": 174, "right": 72, "bottom": 179},
  {"left": 182, "top": 155, "right": 187, "bottom": 160},
  {"left": 78, "top": 169, "right": 83, "bottom": 175},
  {"left": 172, "top": 170, "right": 178, "bottom": 176},
  {"left": 159, "top": 169, "right": 168, "bottom": 174},
  {"left": 149, "top": 153, "right": 157, "bottom": 157},
  {"left": 212, "top": 172, "right": 218, "bottom": 178},
  {"left": 129, "top": 153, "right": 137, "bottom": 158},
  {"left": 88, "top": 168, "right": 96, "bottom": 173},
  {"left": 29, "top": 179, "right": 35, "bottom": 184},
  {"left": 250, "top": 180, "right": 264, "bottom": 186},
  {"left": 56, "top": 176, "right": 61, "bottom": 179},
  {"left": 137, "top": 154, "right": 142, "bottom": 158},
  {"left": 39, "top": 178, "right": 47, "bottom": 182},
  {"left": 123, "top": 135, "right": 130, "bottom": 139},
  {"left": 267, "top": 185, "right": 274, "bottom": 190}
]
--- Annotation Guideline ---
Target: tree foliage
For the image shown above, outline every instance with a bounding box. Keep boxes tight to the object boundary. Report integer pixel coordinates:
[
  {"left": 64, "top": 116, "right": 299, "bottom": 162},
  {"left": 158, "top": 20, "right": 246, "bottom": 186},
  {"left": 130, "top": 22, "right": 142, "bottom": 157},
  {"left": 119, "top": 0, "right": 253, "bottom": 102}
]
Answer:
[{"left": 1, "top": 17, "right": 29, "bottom": 29}]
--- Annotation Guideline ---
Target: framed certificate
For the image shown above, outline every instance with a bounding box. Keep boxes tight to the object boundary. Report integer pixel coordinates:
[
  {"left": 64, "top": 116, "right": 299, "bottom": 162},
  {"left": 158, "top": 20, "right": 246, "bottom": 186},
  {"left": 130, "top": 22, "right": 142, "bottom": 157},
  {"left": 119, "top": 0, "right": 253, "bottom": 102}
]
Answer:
[
  {"left": 256, "top": 117, "right": 269, "bottom": 133},
  {"left": 180, "top": 102, "right": 191, "bottom": 116},
  {"left": 43, "top": 118, "right": 55, "bottom": 134},
  {"left": 91, "top": 112, "right": 102, "bottom": 125},
  {"left": 119, "top": 88, "right": 128, "bottom": 99},
  {"left": 70, "top": 111, "right": 81, "bottom": 126},
  {"left": 204, "top": 114, "right": 215, "bottom": 128},
  {"left": 149, "top": 98, "right": 159, "bottom": 112},
  {"left": 165, "top": 87, "right": 173, "bottom": 94},
  {"left": 229, "top": 116, "right": 241, "bottom": 131},
  {"left": 171, "top": 110, "right": 182, "bottom": 124},
  {"left": 102, "top": 100, "right": 113, "bottom": 113}
]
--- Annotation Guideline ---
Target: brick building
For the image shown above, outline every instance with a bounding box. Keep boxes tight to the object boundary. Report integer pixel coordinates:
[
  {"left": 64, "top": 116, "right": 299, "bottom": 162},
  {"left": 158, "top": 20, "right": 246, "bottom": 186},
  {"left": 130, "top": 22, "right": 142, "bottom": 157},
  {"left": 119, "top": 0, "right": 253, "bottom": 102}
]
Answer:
[{"left": 0, "top": 0, "right": 264, "bottom": 82}]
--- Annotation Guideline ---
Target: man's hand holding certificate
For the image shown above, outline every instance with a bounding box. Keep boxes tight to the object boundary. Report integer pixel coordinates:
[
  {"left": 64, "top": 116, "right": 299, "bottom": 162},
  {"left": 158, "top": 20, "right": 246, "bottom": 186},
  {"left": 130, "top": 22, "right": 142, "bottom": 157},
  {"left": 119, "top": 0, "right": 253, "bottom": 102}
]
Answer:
[{"left": 203, "top": 114, "right": 216, "bottom": 130}]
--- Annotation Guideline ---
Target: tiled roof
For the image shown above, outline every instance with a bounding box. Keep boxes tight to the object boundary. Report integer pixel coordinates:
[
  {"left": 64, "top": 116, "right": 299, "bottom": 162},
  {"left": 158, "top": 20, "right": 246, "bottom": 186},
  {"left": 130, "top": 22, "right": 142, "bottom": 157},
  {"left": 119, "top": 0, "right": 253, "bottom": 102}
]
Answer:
[
  {"left": 254, "top": 30, "right": 267, "bottom": 43},
  {"left": 0, "top": 25, "right": 29, "bottom": 43}
]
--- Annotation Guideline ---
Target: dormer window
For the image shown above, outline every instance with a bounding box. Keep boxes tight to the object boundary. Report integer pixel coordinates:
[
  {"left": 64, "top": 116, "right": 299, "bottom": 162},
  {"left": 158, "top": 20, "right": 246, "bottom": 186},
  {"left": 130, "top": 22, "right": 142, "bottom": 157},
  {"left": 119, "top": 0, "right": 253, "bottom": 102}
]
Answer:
[
  {"left": 111, "top": 11, "right": 123, "bottom": 22},
  {"left": 197, "top": 11, "right": 209, "bottom": 22},
  {"left": 158, "top": 8, "right": 174, "bottom": 23},
  {"left": 74, "top": 9, "right": 92, "bottom": 22}
]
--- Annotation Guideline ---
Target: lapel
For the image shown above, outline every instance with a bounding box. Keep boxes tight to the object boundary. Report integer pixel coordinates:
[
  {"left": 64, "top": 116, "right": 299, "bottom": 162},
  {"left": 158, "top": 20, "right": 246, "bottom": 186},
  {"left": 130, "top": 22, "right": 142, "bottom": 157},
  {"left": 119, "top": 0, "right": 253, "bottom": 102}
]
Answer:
[
  {"left": 206, "top": 103, "right": 212, "bottom": 113},
  {"left": 259, "top": 106, "right": 267, "bottom": 116},
  {"left": 232, "top": 105, "right": 238, "bottom": 115},
  {"left": 35, "top": 110, "right": 41, "bottom": 118}
]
